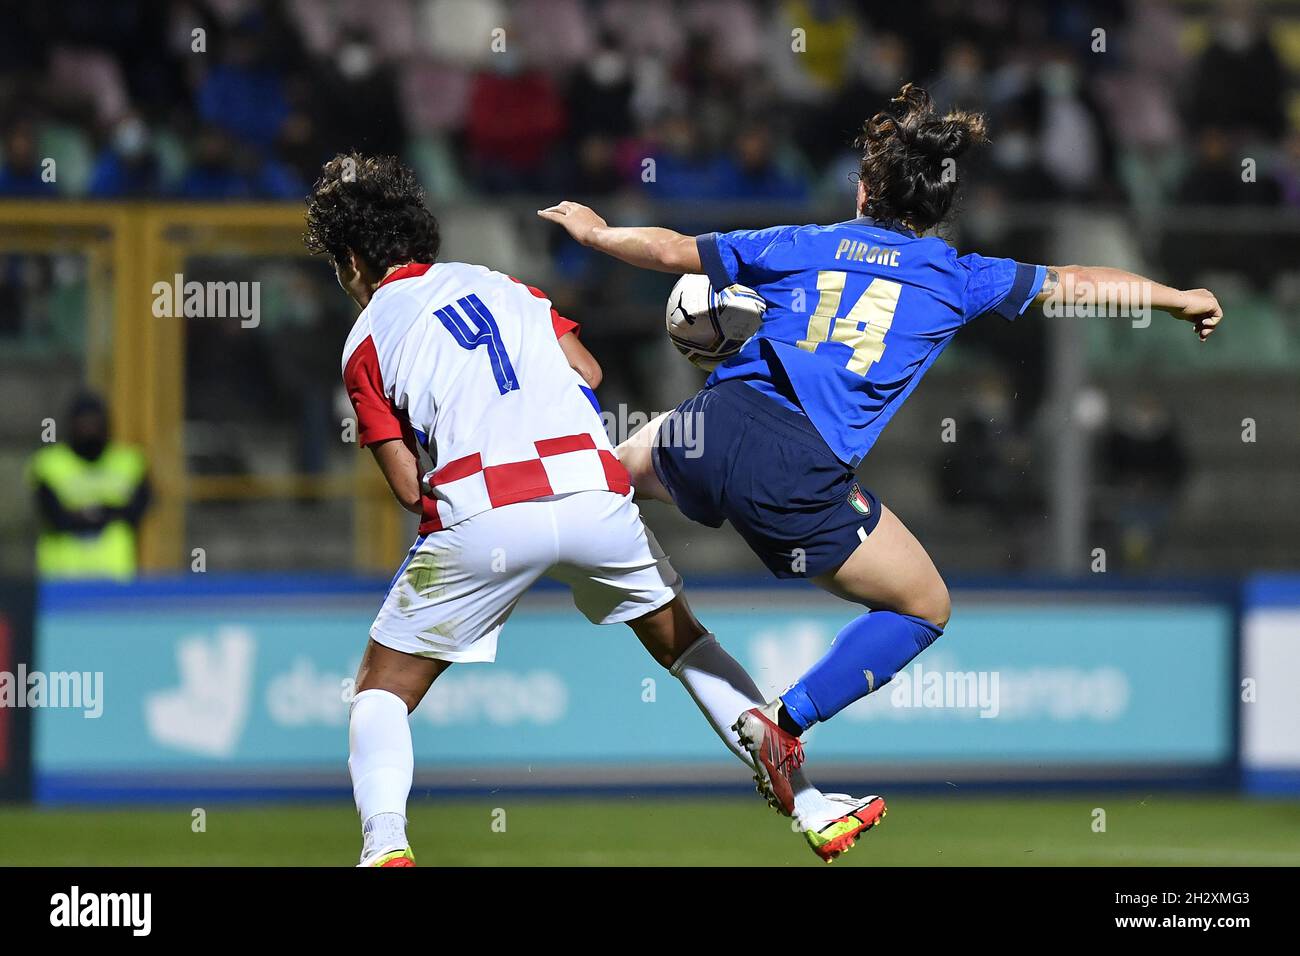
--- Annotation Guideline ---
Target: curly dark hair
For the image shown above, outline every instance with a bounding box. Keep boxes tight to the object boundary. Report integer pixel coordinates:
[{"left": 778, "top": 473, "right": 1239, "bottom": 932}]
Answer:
[
  {"left": 855, "top": 83, "right": 988, "bottom": 232},
  {"left": 303, "top": 152, "right": 440, "bottom": 273}
]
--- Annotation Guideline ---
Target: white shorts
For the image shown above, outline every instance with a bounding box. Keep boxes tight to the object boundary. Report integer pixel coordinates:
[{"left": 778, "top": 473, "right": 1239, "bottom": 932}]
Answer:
[{"left": 369, "top": 490, "right": 682, "bottom": 663}]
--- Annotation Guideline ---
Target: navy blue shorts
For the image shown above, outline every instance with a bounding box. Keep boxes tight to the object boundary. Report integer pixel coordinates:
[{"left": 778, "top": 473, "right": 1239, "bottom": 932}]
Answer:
[{"left": 651, "top": 379, "right": 883, "bottom": 579}]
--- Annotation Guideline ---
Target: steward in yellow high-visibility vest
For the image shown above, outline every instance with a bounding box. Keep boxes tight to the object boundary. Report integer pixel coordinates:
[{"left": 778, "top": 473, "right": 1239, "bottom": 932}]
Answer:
[{"left": 28, "top": 392, "right": 151, "bottom": 581}]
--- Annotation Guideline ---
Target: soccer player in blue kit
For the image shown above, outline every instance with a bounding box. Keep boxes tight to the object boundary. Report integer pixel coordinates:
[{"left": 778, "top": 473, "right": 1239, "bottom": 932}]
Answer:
[{"left": 542, "top": 85, "right": 1224, "bottom": 844}]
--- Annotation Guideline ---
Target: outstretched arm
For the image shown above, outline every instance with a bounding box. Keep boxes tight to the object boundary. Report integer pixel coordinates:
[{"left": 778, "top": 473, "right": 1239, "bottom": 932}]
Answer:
[
  {"left": 538, "top": 201, "right": 701, "bottom": 274},
  {"left": 1034, "top": 265, "right": 1223, "bottom": 341}
]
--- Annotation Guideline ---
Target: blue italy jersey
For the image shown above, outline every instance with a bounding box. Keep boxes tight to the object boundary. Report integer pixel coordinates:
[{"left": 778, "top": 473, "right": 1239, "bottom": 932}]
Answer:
[{"left": 697, "top": 217, "right": 1046, "bottom": 467}]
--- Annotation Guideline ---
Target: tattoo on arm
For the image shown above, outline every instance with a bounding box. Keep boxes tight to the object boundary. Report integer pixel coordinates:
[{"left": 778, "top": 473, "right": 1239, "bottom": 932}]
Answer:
[{"left": 1040, "top": 267, "right": 1060, "bottom": 299}]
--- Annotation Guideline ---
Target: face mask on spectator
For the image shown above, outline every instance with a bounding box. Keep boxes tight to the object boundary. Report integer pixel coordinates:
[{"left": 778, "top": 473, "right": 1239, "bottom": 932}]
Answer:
[
  {"left": 114, "top": 118, "right": 147, "bottom": 159},
  {"left": 1218, "top": 19, "right": 1254, "bottom": 53},
  {"left": 487, "top": 46, "right": 524, "bottom": 76},
  {"left": 1040, "top": 62, "right": 1078, "bottom": 97},
  {"left": 339, "top": 42, "right": 376, "bottom": 81},
  {"left": 590, "top": 50, "right": 627, "bottom": 86}
]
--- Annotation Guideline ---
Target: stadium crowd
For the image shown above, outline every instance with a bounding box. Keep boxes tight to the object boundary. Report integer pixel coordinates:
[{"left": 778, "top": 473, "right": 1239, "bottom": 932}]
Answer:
[
  {"left": 0, "top": 0, "right": 1295, "bottom": 209},
  {"left": 3, "top": 0, "right": 1297, "bottom": 576}
]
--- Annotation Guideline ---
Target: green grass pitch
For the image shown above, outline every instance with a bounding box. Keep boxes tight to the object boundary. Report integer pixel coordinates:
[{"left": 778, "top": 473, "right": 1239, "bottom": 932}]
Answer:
[{"left": 2, "top": 794, "right": 1297, "bottom": 866}]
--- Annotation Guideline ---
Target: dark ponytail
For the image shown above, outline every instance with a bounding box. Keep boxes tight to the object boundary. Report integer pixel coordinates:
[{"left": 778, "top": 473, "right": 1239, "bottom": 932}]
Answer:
[{"left": 855, "top": 83, "right": 988, "bottom": 232}]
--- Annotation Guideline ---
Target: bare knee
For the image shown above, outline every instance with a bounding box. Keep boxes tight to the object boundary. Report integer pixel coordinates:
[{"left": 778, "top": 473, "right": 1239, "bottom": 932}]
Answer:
[
  {"left": 910, "top": 578, "right": 951, "bottom": 631},
  {"left": 353, "top": 640, "right": 448, "bottom": 714},
  {"left": 628, "top": 596, "right": 707, "bottom": 669},
  {"left": 354, "top": 679, "right": 424, "bottom": 714},
  {"left": 391, "top": 687, "right": 426, "bottom": 714},
  {"left": 813, "top": 566, "right": 950, "bottom": 630}
]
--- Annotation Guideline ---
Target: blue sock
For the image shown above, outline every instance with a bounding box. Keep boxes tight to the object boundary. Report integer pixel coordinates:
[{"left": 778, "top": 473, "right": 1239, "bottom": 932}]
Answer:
[{"left": 780, "top": 611, "right": 943, "bottom": 732}]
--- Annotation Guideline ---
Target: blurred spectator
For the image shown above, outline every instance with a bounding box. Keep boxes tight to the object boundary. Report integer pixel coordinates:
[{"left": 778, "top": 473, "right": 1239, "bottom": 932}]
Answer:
[
  {"left": 513, "top": 0, "right": 595, "bottom": 70},
  {"left": 719, "top": 122, "right": 809, "bottom": 201},
  {"left": 418, "top": 0, "right": 507, "bottom": 64},
  {"left": 465, "top": 59, "right": 567, "bottom": 192},
  {"left": 567, "top": 33, "right": 636, "bottom": 144},
  {"left": 1095, "top": 1, "right": 1187, "bottom": 212},
  {"left": 1187, "top": 0, "right": 1285, "bottom": 140},
  {"left": 175, "top": 126, "right": 301, "bottom": 200},
  {"left": 1022, "top": 49, "right": 1110, "bottom": 198},
  {"left": 936, "top": 371, "right": 1033, "bottom": 515},
  {"left": 799, "top": 30, "right": 910, "bottom": 172},
  {"left": 2, "top": 0, "right": 1294, "bottom": 581},
  {"left": 0, "top": 0, "right": 1290, "bottom": 210},
  {"left": 27, "top": 391, "right": 152, "bottom": 581},
  {"left": 983, "top": 107, "right": 1055, "bottom": 201},
  {"left": 563, "top": 30, "right": 637, "bottom": 194},
  {"left": 88, "top": 114, "right": 166, "bottom": 198},
  {"left": 278, "top": 69, "right": 335, "bottom": 188},
  {"left": 196, "top": 12, "right": 291, "bottom": 152},
  {"left": 175, "top": 126, "right": 251, "bottom": 199},
  {"left": 311, "top": 29, "right": 408, "bottom": 160},
  {"left": 1095, "top": 392, "right": 1189, "bottom": 570},
  {"left": 260, "top": 265, "right": 339, "bottom": 476},
  {"left": 926, "top": 41, "right": 988, "bottom": 115},
  {"left": 570, "top": 135, "right": 625, "bottom": 196},
  {"left": 1277, "top": 130, "right": 1300, "bottom": 208},
  {"left": 1181, "top": 128, "right": 1281, "bottom": 206},
  {"left": 48, "top": 46, "right": 131, "bottom": 128},
  {"left": 935, "top": 369, "right": 1048, "bottom": 570},
  {"left": 0, "top": 120, "right": 50, "bottom": 197},
  {"left": 772, "top": 0, "right": 863, "bottom": 99},
  {"left": 642, "top": 113, "right": 729, "bottom": 200}
]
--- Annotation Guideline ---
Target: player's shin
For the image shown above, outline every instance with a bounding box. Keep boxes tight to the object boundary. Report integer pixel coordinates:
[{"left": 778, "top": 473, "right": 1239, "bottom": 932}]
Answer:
[
  {"left": 348, "top": 688, "right": 414, "bottom": 860},
  {"left": 669, "top": 633, "right": 759, "bottom": 767},
  {"left": 780, "top": 610, "right": 943, "bottom": 732},
  {"left": 669, "top": 632, "right": 839, "bottom": 820}
]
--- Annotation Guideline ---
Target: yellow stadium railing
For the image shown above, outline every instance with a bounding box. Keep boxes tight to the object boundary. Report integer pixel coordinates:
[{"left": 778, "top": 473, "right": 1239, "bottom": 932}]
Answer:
[{"left": 0, "top": 201, "right": 401, "bottom": 573}]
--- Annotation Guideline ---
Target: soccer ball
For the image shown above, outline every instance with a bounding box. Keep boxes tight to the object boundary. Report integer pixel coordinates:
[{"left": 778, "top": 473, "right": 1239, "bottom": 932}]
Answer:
[{"left": 665, "top": 273, "right": 766, "bottom": 371}]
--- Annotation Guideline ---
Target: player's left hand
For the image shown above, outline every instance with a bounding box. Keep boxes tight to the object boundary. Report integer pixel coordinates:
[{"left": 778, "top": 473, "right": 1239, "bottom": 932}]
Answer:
[
  {"left": 1172, "top": 288, "right": 1223, "bottom": 342},
  {"left": 538, "top": 201, "right": 606, "bottom": 246}
]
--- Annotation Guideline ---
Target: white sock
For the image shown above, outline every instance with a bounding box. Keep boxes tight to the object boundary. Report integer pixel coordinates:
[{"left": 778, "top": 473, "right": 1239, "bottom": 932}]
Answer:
[
  {"left": 670, "top": 633, "right": 839, "bottom": 822},
  {"left": 361, "top": 812, "right": 408, "bottom": 858},
  {"left": 349, "top": 688, "right": 413, "bottom": 858},
  {"left": 670, "top": 633, "right": 758, "bottom": 766},
  {"left": 788, "top": 773, "right": 840, "bottom": 824}
]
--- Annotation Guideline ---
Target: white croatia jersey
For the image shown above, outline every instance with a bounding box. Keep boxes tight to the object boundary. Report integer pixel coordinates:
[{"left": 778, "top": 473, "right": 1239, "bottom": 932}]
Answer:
[{"left": 341, "top": 262, "right": 628, "bottom": 534}]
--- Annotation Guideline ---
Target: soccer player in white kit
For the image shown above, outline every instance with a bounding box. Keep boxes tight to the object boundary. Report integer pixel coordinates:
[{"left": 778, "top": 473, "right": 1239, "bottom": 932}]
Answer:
[{"left": 305, "top": 154, "right": 878, "bottom": 865}]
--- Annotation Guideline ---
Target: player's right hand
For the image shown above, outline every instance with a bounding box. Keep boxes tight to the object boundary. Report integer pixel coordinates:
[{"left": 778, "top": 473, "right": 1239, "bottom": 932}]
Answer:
[
  {"left": 1172, "top": 288, "right": 1223, "bottom": 342},
  {"left": 537, "top": 201, "right": 607, "bottom": 246}
]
